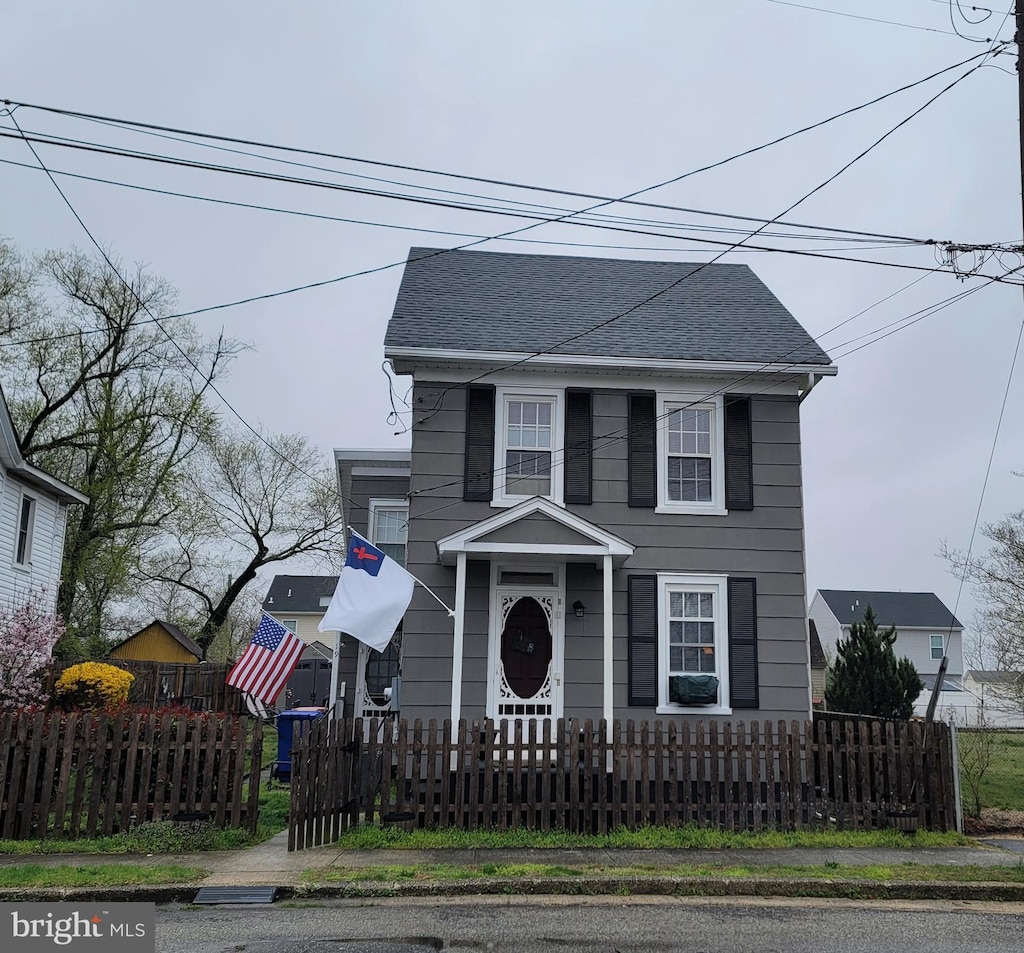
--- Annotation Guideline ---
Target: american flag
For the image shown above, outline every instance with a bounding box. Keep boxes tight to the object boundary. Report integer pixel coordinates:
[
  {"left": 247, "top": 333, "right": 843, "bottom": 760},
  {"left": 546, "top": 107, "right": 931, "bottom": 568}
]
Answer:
[{"left": 226, "top": 614, "right": 304, "bottom": 705}]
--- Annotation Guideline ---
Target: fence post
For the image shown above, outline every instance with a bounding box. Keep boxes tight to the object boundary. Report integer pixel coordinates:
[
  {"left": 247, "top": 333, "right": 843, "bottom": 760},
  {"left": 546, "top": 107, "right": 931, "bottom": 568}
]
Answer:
[{"left": 949, "top": 722, "right": 964, "bottom": 833}]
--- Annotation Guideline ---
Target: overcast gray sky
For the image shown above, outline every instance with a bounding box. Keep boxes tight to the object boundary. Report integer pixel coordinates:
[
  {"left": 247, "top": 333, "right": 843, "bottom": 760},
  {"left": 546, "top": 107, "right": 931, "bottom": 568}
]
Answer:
[{"left": 3, "top": 1, "right": 1022, "bottom": 639}]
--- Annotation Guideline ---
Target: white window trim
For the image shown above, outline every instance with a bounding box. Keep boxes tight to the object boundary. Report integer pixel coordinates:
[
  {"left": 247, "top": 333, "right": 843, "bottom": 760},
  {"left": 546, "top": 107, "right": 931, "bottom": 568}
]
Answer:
[
  {"left": 367, "top": 498, "right": 409, "bottom": 558},
  {"left": 492, "top": 385, "right": 564, "bottom": 508},
  {"left": 656, "top": 572, "right": 731, "bottom": 715},
  {"left": 655, "top": 392, "right": 726, "bottom": 516},
  {"left": 930, "top": 634, "right": 944, "bottom": 660},
  {"left": 281, "top": 619, "right": 298, "bottom": 633},
  {"left": 13, "top": 490, "right": 36, "bottom": 571}
]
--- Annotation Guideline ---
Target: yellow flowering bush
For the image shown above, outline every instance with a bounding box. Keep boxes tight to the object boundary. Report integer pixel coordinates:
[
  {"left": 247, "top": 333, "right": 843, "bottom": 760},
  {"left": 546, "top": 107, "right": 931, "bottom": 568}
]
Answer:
[{"left": 53, "top": 662, "right": 134, "bottom": 711}]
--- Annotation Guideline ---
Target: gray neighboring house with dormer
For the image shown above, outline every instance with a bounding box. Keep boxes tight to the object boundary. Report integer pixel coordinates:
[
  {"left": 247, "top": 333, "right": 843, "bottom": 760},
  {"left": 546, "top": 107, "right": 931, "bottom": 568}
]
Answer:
[
  {"left": 265, "top": 451, "right": 412, "bottom": 717},
  {"left": 808, "top": 590, "right": 966, "bottom": 709},
  {"left": 366, "top": 247, "right": 835, "bottom": 729}
]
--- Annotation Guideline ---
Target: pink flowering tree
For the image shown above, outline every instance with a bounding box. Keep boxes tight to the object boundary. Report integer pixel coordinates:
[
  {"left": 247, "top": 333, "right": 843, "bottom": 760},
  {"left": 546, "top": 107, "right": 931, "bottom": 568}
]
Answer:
[{"left": 0, "top": 595, "right": 65, "bottom": 709}]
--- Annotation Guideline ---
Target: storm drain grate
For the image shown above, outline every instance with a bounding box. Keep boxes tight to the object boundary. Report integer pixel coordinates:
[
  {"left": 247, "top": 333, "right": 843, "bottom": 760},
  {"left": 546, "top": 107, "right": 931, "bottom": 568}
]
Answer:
[{"left": 193, "top": 886, "right": 278, "bottom": 904}]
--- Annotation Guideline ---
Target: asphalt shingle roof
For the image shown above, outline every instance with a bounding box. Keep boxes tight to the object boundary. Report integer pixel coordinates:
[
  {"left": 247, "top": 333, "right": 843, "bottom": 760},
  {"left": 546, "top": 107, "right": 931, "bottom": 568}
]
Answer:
[
  {"left": 384, "top": 248, "right": 832, "bottom": 365},
  {"left": 817, "top": 590, "right": 963, "bottom": 630},
  {"left": 263, "top": 575, "right": 338, "bottom": 614}
]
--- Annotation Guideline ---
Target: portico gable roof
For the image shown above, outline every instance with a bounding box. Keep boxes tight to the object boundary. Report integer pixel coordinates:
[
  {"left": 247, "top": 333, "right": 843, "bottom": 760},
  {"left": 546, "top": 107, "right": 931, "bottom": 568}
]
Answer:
[{"left": 436, "top": 497, "right": 634, "bottom": 567}]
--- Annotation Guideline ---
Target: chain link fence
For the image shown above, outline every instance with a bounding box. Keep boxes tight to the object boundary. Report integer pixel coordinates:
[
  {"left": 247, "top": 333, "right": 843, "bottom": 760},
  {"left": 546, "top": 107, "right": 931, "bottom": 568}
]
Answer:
[{"left": 955, "top": 727, "right": 1024, "bottom": 825}]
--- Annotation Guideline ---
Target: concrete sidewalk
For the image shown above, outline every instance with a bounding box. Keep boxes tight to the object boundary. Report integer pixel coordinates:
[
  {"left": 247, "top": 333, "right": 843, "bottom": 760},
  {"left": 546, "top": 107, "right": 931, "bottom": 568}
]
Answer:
[{"left": 2, "top": 832, "right": 1023, "bottom": 889}]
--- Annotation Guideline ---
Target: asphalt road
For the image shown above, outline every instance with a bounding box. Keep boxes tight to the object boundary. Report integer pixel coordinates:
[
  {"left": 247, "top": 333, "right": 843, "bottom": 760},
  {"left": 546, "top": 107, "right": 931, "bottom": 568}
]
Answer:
[{"left": 155, "top": 896, "right": 1024, "bottom": 953}]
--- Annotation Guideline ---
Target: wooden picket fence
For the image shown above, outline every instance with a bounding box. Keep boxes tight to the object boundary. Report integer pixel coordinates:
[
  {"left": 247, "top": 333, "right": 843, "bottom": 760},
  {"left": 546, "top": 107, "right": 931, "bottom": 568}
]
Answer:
[
  {"left": 45, "top": 661, "right": 247, "bottom": 714},
  {"left": 288, "top": 716, "right": 957, "bottom": 849},
  {"left": 0, "top": 710, "right": 263, "bottom": 839}
]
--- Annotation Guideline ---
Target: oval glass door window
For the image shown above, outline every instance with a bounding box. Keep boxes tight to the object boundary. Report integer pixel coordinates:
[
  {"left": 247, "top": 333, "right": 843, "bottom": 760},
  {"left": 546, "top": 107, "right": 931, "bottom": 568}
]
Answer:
[{"left": 500, "top": 597, "right": 552, "bottom": 699}]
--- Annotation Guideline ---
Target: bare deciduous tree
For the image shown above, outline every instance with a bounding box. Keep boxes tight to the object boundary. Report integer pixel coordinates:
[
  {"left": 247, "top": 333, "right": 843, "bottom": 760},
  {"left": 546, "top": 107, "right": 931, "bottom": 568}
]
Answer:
[
  {"left": 141, "top": 429, "right": 345, "bottom": 657},
  {"left": 943, "top": 477, "right": 1024, "bottom": 712},
  {"left": 0, "top": 245, "right": 242, "bottom": 655}
]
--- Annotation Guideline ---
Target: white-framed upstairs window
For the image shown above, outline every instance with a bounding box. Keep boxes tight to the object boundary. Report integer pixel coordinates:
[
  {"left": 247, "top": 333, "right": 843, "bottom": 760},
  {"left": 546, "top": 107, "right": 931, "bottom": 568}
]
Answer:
[
  {"left": 656, "top": 393, "right": 726, "bottom": 515},
  {"left": 657, "top": 573, "right": 730, "bottom": 714},
  {"left": 14, "top": 492, "right": 36, "bottom": 568},
  {"left": 368, "top": 498, "right": 409, "bottom": 567},
  {"left": 493, "top": 386, "right": 564, "bottom": 506},
  {"left": 930, "top": 634, "right": 944, "bottom": 661},
  {"left": 281, "top": 619, "right": 298, "bottom": 634}
]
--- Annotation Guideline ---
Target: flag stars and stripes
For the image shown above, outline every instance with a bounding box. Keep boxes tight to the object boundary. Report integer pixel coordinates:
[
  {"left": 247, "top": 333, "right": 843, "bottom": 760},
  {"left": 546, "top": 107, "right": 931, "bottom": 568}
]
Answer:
[{"left": 227, "top": 613, "right": 305, "bottom": 705}]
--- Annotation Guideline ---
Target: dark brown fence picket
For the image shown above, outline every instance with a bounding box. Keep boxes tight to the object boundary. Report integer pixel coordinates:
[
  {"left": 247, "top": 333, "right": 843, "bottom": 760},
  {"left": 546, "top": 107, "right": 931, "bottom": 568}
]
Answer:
[
  {"left": 0, "top": 710, "right": 261, "bottom": 840},
  {"left": 284, "top": 716, "right": 958, "bottom": 849}
]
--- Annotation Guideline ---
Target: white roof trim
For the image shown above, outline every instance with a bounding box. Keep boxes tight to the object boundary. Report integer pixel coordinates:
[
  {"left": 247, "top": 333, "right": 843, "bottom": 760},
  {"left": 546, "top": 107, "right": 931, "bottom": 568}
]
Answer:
[
  {"left": 0, "top": 386, "right": 89, "bottom": 504},
  {"left": 436, "top": 496, "right": 634, "bottom": 566},
  {"left": 386, "top": 346, "right": 837, "bottom": 377},
  {"left": 334, "top": 449, "right": 411, "bottom": 462}
]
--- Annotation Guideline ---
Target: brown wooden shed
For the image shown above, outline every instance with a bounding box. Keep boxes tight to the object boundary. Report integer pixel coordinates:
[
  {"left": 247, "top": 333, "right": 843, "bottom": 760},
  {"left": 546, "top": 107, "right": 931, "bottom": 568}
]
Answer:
[{"left": 108, "top": 620, "right": 202, "bottom": 664}]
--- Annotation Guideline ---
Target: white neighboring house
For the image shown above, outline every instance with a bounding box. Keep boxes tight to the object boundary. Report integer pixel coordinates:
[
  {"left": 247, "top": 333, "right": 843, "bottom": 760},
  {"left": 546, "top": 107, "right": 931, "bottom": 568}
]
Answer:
[
  {"left": 0, "top": 386, "right": 88, "bottom": 617},
  {"left": 953, "top": 671, "right": 1024, "bottom": 728},
  {"left": 808, "top": 589, "right": 965, "bottom": 718}
]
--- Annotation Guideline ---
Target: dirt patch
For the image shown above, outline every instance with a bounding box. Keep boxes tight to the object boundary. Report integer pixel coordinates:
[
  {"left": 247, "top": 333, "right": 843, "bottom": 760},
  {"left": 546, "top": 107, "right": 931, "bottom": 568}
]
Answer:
[{"left": 963, "top": 809, "right": 1024, "bottom": 835}]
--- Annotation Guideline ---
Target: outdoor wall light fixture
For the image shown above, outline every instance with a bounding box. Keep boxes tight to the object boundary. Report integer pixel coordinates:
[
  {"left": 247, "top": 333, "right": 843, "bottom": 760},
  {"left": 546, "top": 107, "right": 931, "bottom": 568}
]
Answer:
[{"left": 573, "top": 600, "right": 586, "bottom": 618}]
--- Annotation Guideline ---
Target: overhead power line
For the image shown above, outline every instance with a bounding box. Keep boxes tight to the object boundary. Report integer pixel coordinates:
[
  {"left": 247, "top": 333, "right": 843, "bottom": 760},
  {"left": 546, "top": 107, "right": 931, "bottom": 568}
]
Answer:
[
  {"left": 2, "top": 109, "right": 335, "bottom": 494},
  {"left": 0, "top": 48, "right": 999, "bottom": 241},
  {"left": 762, "top": 0, "right": 984, "bottom": 36},
  {"left": 0, "top": 132, "right": 925, "bottom": 248}
]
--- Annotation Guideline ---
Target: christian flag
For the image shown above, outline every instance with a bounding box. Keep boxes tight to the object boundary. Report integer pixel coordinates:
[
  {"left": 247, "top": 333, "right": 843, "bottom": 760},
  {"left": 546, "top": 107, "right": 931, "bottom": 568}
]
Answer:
[
  {"left": 227, "top": 614, "right": 305, "bottom": 705},
  {"left": 318, "top": 531, "right": 415, "bottom": 651}
]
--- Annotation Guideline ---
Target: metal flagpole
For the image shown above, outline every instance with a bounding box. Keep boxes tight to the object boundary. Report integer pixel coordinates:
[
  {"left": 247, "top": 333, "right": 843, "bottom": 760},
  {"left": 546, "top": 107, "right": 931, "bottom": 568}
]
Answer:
[{"left": 346, "top": 525, "right": 455, "bottom": 616}]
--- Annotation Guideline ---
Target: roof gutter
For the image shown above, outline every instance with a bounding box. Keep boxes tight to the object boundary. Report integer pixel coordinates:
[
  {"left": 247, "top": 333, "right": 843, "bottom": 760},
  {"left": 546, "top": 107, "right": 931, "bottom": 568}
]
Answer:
[
  {"left": 387, "top": 346, "right": 839, "bottom": 378},
  {"left": 798, "top": 372, "right": 823, "bottom": 404}
]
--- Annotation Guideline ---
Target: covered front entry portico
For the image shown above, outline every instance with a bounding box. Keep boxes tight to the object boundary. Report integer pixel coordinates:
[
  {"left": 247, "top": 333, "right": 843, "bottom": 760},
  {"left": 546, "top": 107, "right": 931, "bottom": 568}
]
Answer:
[{"left": 436, "top": 497, "right": 634, "bottom": 730}]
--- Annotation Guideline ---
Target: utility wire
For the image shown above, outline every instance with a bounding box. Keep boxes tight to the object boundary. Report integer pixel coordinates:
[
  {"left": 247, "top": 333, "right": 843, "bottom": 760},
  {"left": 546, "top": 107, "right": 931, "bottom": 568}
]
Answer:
[
  {"left": 65, "top": 111, "right": 926, "bottom": 244},
  {"left": 0, "top": 142, "right": 923, "bottom": 248},
  {"left": 1, "top": 49, "right": 998, "bottom": 243},
  {"left": 942, "top": 305, "right": 1024, "bottom": 656},
  {"left": 0, "top": 47, "right": 1006, "bottom": 503},
  {"left": 3, "top": 108, "right": 335, "bottom": 496},
  {"left": 762, "top": 0, "right": 980, "bottom": 36},
  {"left": 2, "top": 47, "right": 1011, "bottom": 352}
]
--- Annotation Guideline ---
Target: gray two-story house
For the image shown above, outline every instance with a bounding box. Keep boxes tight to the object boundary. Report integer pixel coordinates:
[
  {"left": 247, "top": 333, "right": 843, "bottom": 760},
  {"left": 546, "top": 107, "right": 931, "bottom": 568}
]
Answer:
[{"left": 351, "top": 247, "right": 835, "bottom": 730}]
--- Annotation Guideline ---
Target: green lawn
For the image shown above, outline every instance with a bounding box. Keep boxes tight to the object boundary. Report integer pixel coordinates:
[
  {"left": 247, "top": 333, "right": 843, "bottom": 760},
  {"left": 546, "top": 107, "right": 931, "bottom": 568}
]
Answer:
[
  {"left": 967, "top": 731, "right": 1024, "bottom": 811},
  {"left": 0, "top": 864, "right": 208, "bottom": 887},
  {"left": 303, "top": 861, "right": 1024, "bottom": 885},
  {"left": 958, "top": 728, "right": 1024, "bottom": 810},
  {"left": 329, "top": 824, "right": 969, "bottom": 851}
]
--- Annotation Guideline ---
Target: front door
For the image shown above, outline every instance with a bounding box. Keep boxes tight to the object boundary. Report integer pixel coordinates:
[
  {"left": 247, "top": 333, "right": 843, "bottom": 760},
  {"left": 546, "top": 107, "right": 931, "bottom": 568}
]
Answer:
[{"left": 490, "top": 577, "right": 563, "bottom": 725}]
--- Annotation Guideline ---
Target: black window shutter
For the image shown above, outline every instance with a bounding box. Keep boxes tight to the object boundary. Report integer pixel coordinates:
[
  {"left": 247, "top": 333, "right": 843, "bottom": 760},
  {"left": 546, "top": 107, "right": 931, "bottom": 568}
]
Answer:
[
  {"left": 724, "top": 395, "right": 753, "bottom": 511},
  {"left": 463, "top": 385, "right": 496, "bottom": 501},
  {"left": 628, "top": 575, "right": 658, "bottom": 706},
  {"left": 564, "top": 389, "right": 593, "bottom": 505},
  {"left": 728, "top": 576, "right": 759, "bottom": 709},
  {"left": 628, "top": 391, "right": 656, "bottom": 508}
]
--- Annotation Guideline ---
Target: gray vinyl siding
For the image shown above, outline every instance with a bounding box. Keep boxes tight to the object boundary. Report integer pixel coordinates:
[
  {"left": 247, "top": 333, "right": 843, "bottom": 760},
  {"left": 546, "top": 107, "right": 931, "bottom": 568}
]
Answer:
[
  {"left": 346, "top": 475, "right": 410, "bottom": 539},
  {"left": 399, "top": 382, "right": 812, "bottom": 726}
]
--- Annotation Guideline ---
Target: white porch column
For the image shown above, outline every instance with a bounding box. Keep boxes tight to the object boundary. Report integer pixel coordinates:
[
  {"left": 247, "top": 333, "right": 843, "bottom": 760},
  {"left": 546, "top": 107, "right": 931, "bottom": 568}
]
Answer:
[
  {"left": 602, "top": 553, "right": 614, "bottom": 732},
  {"left": 450, "top": 551, "right": 467, "bottom": 725}
]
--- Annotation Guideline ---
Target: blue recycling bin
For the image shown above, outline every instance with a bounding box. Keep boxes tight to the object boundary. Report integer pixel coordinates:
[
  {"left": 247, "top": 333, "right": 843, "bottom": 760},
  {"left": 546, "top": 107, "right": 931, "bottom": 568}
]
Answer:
[{"left": 274, "top": 708, "right": 325, "bottom": 781}]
